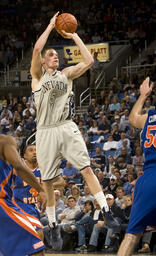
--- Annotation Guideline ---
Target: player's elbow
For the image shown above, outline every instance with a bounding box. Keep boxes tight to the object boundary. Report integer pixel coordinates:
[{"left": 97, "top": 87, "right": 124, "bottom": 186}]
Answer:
[
  {"left": 33, "top": 44, "right": 42, "bottom": 55},
  {"left": 129, "top": 114, "right": 136, "bottom": 127},
  {"left": 89, "top": 57, "right": 94, "bottom": 67},
  {"left": 85, "top": 57, "right": 94, "bottom": 69}
]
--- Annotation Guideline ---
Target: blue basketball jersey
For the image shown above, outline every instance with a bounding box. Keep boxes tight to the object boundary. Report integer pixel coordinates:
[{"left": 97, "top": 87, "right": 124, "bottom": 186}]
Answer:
[
  {"left": 0, "top": 158, "right": 45, "bottom": 255},
  {"left": 0, "top": 158, "right": 13, "bottom": 200},
  {"left": 13, "top": 162, "right": 42, "bottom": 206},
  {"left": 141, "top": 109, "right": 156, "bottom": 171}
]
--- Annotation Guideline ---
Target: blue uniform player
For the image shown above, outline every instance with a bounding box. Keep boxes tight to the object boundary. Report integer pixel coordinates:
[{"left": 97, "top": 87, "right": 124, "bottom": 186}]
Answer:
[
  {"left": 13, "top": 144, "right": 44, "bottom": 240},
  {"left": 117, "top": 77, "right": 156, "bottom": 256},
  {"left": 0, "top": 135, "right": 46, "bottom": 256}
]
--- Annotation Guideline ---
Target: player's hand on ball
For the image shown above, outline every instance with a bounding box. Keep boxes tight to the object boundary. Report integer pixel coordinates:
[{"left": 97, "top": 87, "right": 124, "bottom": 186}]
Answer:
[
  {"left": 37, "top": 191, "right": 47, "bottom": 215},
  {"left": 60, "top": 30, "right": 76, "bottom": 39},
  {"left": 50, "top": 11, "right": 59, "bottom": 28}
]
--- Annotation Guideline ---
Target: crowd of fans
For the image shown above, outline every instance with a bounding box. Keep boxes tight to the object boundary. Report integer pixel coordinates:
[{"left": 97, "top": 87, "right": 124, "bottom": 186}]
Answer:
[
  {"left": 0, "top": 0, "right": 155, "bottom": 70},
  {"left": 0, "top": 74, "right": 156, "bottom": 253}
]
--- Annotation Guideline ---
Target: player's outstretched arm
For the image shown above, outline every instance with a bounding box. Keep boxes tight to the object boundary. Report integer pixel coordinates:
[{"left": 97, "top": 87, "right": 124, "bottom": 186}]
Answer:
[
  {"left": 0, "top": 135, "right": 47, "bottom": 212},
  {"left": 61, "top": 31, "right": 94, "bottom": 80},
  {"left": 129, "top": 77, "right": 154, "bottom": 129},
  {"left": 30, "top": 12, "right": 59, "bottom": 80}
]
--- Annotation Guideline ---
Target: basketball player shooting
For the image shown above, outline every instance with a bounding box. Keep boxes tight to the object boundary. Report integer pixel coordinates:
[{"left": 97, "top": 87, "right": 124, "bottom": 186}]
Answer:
[{"left": 30, "top": 12, "right": 116, "bottom": 246}]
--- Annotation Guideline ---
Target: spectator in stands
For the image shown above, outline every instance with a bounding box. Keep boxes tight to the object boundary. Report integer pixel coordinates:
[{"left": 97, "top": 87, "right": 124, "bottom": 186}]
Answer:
[
  {"left": 103, "top": 133, "right": 118, "bottom": 151},
  {"left": 91, "top": 147, "right": 106, "bottom": 171},
  {"left": 0, "top": 113, "right": 10, "bottom": 133},
  {"left": 97, "top": 89, "right": 106, "bottom": 106},
  {"left": 88, "top": 194, "right": 124, "bottom": 253},
  {"left": 78, "top": 119, "right": 87, "bottom": 134},
  {"left": 70, "top": 185, "right": 83, "bottom": 207},
  {"left": 118, "top": 147, "right": 132, "bottom": 164},
  {"left": 119, "top": 109, "right": 130, "bottom": 132},
  {"left": 80, "top": 185, "right": 94, "bottom": 204},
  {"left": 115, "top": 187, "right": 125, "bottom": 208},
  {"left": 62, "top": 161, "right": 82, "bottom": 185},
  {"left": 92, "top": 106, "right": 100, "bottom": 120},
  {"left": 22, "top": 102, "right": 36, "bottom": 117},
  {"left": 114, "top": 169, "right": 124, "bottom": 187},
  {"left": 0, "top": 106, "right": 13, "bottom": 120},
  {"left": 123, "top": 173, "right": 135, "bottom": 195},
  {"left": 97, "top": 115, "right": 111, "bottom": 136},
  {"left": 75, "top": 200, "right": 95, "bottom": 251},
  {"left": 7, "top": 123, "right": 15, "bottom": 136},
  {"left": 117, "top": 132, "right": 130, "bottom": 151},
  {"left": 14, "top": 130, "right": 23, "bottom": 150},
  {"left": 87, "top": 98, "right": 98, "bottom": 117},
  {"left": 25, "top": 116, "right": 36, "bottom": 133},
  {"left": 138, "top": 231, "right": 152, "bottom": 253},
  {"left": 88, "top": 119, "right": 98, "bottom": 136},
  {"left": 54, "top": 190, "right": 65, "bottom": 220},
  {"left": 101, "top": 98, "right": 110, "bottom": 115},
  {"left": 120, "top": 195, "right": 132, "bottom": 234},
  {"left": 111, "top": 124, "right": 121, "bottom": 141},
  {"left": 105, "top": 155, "right": 115, "bottom": 176},
  {"left": 115, "top": 157, "right": 127, "bottom": 178},
  {"left": 106, "top": 175, "right": 118, "bottom": 197},
  {"left": 80, "top": 127, "right": 91, "bottom": 150},
  {"left": 126, "top": 125, "right": 140, "bottom": 154},
  {"left": 108, "top": 96, "right": 121, "bottom": 113},
  {"left": 143, "top": 98, "right": 155, "bottom": 113},
  {"left": 118, "top": 101, "right": 127, "bottom": 116},
  {"left": 96, "top": 170, "right": 110, "bottom": 190},
  {"left": 58, "top": 195, "right": 81, "bottom": 233},
  {"left": 132, "top": 146, "right": 144, "bottom": 167}
]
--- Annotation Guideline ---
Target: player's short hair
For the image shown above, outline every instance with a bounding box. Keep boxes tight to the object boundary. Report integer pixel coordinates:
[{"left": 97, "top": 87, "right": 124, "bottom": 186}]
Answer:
[{"left": 41, "top": 47, "right": 55, "bottom": 57}]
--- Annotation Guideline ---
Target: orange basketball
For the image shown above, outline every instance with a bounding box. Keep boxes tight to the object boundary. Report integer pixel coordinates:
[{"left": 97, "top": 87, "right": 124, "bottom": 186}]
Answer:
[{"left": 55, "top": 13, "right": 77, "bottom": 34}]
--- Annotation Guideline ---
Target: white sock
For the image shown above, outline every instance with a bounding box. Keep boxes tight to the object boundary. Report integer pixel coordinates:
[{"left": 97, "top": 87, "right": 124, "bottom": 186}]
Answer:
[
  {"left": 46, "top": 206, "right": 56, "bottom": 227},
  {"left": 94, "top": 191, "right": 109, "bottom": 212}
]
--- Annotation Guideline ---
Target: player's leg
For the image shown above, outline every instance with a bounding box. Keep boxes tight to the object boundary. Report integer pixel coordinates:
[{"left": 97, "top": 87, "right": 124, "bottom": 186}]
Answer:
[
  {"left": 62, "top": 122, "right": 117, "bottom": 226},
  {"left": 42, "top": 179, "right": 55, "bottom": 225},
  {"left": 81, "top": 166, "right": 109, "bottom": 211},
  {"left": 53, "top": 176, "right": 66, "bottom": 189},
  {"left": 37, "top": 229, "right": 44, "bottom": 241},
  {"left": 117, "top": 233, "right": 142, "bottom": 256},
  {"left": 0, "top": 199, "right": 45, "bottom": 256}
]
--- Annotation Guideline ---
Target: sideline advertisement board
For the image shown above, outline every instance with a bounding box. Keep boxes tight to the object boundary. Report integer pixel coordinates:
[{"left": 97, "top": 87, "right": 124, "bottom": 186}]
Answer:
[{"left": 64, "top": 43, "right": 109, "bottom": 63}]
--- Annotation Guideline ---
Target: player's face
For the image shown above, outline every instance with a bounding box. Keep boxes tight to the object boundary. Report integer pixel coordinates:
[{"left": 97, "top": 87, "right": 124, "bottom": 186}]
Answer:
[
  {"left": 43, "top": 49, "right": 59, "bottom": 70},
  {"left": 24, "top": 145, "right": 37, "bottom": 163}
]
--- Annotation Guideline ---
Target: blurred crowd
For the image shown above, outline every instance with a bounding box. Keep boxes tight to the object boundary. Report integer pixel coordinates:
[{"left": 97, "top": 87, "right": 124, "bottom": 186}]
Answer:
[
  {"left": 0, "top": 0, "right": 155, "bottom": 70},
  {"left": 0, "top": 74, "right": 156, "bottom": 253}
]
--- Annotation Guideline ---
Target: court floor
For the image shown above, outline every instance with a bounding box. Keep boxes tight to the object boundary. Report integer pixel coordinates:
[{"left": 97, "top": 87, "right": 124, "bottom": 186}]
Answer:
[{"left": 45, "top": 253, "right": 154, "bottom": 256}]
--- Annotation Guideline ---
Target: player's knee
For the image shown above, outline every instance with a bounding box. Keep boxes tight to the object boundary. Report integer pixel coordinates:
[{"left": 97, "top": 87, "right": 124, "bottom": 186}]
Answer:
[
  {"left": 124, "top": 233, "right": 142, "bottom": 245},
  {"left": 81, "top": 166, "right": 94, "bottom": 177},
  {"left": 53, "top": 176, "right": 66, "bottom": 189}
]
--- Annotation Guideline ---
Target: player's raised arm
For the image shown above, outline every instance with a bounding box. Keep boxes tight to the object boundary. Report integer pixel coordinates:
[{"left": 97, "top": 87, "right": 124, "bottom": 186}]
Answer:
[
  {"left": 30, "top": 12, "right": 59, "bottom": 81},
  {"left": 0, "top": 135, "right": 47, "bottom": 212},
  {"left": 129, "top": 77, "right": 154, "bottom": 129},
  {"left": 61, "top": 31, "right": 94, "bottom": 80}
]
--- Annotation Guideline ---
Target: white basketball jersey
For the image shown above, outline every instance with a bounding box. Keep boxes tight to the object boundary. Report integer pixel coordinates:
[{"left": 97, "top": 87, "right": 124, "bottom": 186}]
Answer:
[{"left": 33, "top": 71, "right": 74, "bottom": 128}]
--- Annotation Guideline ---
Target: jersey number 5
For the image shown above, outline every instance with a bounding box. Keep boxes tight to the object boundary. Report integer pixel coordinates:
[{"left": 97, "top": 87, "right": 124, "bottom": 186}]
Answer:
[{"left": 144, "top": 125, "right": 156, "bottom": 148}]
